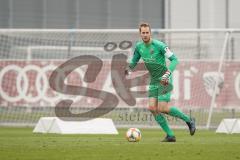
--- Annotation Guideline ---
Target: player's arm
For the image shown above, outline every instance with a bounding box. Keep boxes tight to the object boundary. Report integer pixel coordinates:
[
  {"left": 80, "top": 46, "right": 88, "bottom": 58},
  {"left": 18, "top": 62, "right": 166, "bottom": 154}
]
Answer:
[
  {"left": 125, "top": 46, "right": 141, "bottom": 75},
  {"left": 161, "top": 47, "right": 179, "bottom": 85},
  {"left": 165, "top": 47, "right": 179, "bottom": 73}
]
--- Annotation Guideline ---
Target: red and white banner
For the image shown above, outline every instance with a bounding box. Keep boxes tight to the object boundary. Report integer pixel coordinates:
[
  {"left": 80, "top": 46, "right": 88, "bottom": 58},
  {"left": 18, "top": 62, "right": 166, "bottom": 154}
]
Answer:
[{"left": 0, "top": 60, "right": 240, "bottom": 108}]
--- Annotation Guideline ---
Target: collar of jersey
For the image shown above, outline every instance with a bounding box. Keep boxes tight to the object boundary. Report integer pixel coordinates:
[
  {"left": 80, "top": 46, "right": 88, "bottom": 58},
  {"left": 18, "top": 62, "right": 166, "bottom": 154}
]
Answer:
[{"left": 143, "top": 39, "right": 152, "bottom": 47}]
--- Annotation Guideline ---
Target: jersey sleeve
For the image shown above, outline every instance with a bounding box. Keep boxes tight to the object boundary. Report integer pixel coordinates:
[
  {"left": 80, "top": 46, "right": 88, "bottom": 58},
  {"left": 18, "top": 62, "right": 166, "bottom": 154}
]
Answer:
[
  {"left": 159, "top": 42, "right": 179, "bottom": 73},
  {"left": 129, "top": 44, "right": 141, "bottom": 70},
  {"left": 168, "top": 53, "right": 179, "bottom": 72}
]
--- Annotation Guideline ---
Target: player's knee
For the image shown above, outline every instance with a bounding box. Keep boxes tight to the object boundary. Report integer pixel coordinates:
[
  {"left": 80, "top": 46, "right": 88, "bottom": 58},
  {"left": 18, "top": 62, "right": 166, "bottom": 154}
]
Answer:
[
  {"left": 158, "top": 105, "right": 169, "bottom": 114},
  {"left": 148, "top": 106, "right": 157, "bottom": 114}
]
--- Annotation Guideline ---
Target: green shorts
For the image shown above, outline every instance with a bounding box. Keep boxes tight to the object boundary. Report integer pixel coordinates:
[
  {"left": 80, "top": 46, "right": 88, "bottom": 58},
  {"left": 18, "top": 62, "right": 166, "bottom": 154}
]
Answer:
[
  {"left": 148, "top": 84, "right": 171, "bottom": 102},
  {"left": 148, "top": 77, "right": 173, "bottom": 102}
]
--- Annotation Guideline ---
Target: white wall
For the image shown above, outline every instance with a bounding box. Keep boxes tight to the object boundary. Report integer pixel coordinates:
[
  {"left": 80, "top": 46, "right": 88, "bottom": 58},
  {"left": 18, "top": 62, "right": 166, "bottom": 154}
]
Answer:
[
  {"left": 168, "top": 0, "right": 240, "bottom": 28},
  {"left": 170, "top": 0, "right": 197, "bottom": 28},
  {"left": 229, "top": 0, "right": 240, "bottom": 28},
  {"left": 201, "top": 0, "right": 226, "bottom": 28}
]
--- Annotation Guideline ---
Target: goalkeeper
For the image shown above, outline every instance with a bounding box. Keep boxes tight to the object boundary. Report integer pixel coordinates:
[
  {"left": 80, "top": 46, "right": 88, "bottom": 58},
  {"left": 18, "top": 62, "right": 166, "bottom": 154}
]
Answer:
[{"left": 126, "top": 23, "right": 196, "bottom": 142}]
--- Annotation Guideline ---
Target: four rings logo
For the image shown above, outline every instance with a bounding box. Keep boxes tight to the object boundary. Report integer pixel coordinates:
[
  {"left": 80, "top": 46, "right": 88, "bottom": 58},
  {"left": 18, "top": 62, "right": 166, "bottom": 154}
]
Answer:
[{"left": 0, "top": 63, "right": 86, "bottom": 104}]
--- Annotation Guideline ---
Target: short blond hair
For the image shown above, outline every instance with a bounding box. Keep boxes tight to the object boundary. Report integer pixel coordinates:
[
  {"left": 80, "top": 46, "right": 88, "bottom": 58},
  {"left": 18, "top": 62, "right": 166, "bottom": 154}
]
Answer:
[{"left": 139, "top": 22, "right": 151, "bottom": 32}]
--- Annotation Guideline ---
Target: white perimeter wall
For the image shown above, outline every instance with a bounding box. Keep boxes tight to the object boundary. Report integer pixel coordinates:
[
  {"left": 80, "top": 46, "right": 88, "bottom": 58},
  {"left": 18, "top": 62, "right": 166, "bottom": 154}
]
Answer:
[{"left": 167, "top": 0, "right": 240, "bottom": 28}]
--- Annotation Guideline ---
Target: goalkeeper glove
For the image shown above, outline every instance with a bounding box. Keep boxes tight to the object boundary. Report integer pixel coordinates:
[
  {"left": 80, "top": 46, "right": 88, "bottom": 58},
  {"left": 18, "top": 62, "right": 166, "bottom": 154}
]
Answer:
[{"left": 160, "top": 70, "right": 171, "bottom": 86}]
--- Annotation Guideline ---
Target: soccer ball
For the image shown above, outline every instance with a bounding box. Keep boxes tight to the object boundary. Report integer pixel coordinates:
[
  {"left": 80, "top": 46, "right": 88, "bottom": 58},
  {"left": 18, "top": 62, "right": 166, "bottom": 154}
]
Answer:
[{"left": 126, "top": 128, "right": 141, "bottom": 142}]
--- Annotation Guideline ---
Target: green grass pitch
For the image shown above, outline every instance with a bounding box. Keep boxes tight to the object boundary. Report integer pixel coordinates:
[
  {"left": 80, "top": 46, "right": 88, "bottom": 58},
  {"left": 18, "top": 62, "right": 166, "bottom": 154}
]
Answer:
[{"left": 0, "top": 127, "right": 240, "bottom": 160}]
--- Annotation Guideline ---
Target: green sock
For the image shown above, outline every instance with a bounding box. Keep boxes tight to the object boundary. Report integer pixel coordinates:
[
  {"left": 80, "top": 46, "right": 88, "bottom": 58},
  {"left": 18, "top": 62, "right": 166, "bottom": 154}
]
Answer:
[
  {"left": 169, "top": 106, "right": 191, "bottom": 123},
  {"left": 155, "top": 114, "right": 174, "bottom": 137}
]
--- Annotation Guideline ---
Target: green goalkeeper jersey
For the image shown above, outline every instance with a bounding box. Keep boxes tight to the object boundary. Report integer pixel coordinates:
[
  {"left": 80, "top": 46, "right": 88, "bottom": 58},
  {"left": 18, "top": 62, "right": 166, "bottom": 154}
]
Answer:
[{"left": 129, "top": 39, "right": 179, "bottom": 84}]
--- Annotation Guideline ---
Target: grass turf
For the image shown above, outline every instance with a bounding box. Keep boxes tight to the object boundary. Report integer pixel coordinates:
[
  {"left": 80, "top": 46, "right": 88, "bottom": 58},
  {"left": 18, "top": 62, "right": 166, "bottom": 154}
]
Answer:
[{"left": 0, "top": 127, "right": 240, "bottom": 160}]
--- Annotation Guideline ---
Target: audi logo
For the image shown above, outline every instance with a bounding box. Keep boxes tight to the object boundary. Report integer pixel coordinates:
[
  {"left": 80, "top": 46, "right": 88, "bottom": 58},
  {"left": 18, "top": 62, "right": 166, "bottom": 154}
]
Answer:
[{"left": 0, "top": 64, "right": 87, "bottom": 104}]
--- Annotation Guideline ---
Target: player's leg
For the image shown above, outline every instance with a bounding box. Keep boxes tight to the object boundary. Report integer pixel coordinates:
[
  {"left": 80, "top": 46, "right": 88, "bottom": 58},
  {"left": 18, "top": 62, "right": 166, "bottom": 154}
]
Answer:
[
  {"left": 166, "top": 104, "right": 196, "bottom": 135},
  {"left": 157, "top": 100, "right": 175, "bottom": 142},
  {"left": 148, "top": 85, "right": 158, "bottom": 116},
  {"left": 149, "top": 98, "right": 175, "bottom": 141},
  {"left": 148, "top": 85, "right": 175, "bottom": 141},
  {"left": 158, "top": 93, "right": 196, "bottom": 136},
  {"left": 158, "top": 77, "right": 190, "bottom": 122}
]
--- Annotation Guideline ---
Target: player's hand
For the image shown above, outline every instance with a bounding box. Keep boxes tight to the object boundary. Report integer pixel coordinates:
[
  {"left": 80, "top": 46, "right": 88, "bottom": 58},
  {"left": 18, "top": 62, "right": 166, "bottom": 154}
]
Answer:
[{"left": 160, "top": 70, "right": 171, "bottom": 86}]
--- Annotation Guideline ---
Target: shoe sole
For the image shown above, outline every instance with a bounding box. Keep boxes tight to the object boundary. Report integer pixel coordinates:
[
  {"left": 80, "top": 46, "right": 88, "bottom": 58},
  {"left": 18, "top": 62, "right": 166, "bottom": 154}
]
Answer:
[{"left": 161, "top": 137, "right": 176, "bottom": 142}]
